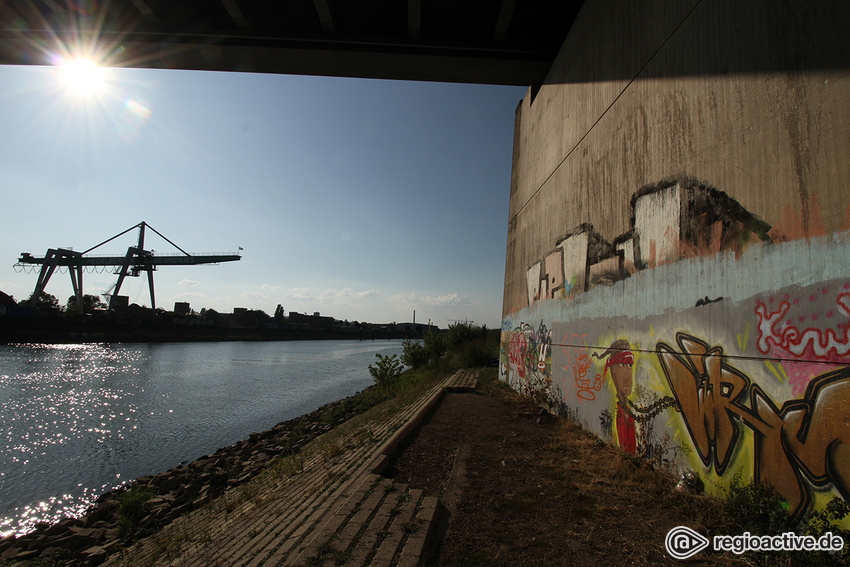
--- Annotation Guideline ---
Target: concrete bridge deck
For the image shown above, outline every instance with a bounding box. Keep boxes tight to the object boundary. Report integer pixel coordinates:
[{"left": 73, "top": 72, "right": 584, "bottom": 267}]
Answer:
[{"left": 104, "top": 369, "right": 479, "bottom": 566}]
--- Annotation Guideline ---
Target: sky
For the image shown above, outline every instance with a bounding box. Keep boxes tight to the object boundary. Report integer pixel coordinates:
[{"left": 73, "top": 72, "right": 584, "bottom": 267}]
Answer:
[{"left": 0, "top": 63, "right": 527, "bottom": 329}]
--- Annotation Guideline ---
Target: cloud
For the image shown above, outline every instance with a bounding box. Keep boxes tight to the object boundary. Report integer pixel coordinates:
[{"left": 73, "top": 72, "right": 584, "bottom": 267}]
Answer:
[
  {"left": 241, "top": 291, "right": 269, "bottom": 300},
  {"left": 286, "top": 288, "right": 313, "bottom": 299},
  {"left": 433, "top": 293, "right": 465, "bottom": 305},
  {"left": 175, "top": 292, "right": 205, "bottom": 300},
  {"left": 318, "top": 288, "right": 380, "bottom": 302},
  {"left": 178, "top": 279, "right": 200, "bottom": 286},
  {"left": 389, "top": 292, "right": 468, "bottom": 307}
]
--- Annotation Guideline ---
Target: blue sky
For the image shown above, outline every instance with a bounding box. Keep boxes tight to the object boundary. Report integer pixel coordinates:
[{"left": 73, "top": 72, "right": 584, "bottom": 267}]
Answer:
[{"left": 1, "top": 64, "right": 526, "bottom": 328}]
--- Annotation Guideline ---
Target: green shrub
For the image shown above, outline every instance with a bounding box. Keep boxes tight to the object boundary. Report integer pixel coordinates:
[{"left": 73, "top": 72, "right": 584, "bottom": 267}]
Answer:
[
  {"left": 368, "top": 353, "right": 404, "bottom": 388},
  {"left": 401, "top": 339, "right": 430, "bottom": 369},
  {"left": 721, "top": 476, "right": 795, "bottom": 535},
  {"left": 446, "top": 322, "right": 482, "bottom": 352},
  {"left": 801, "top": 497, "right": 850, "bottom": 566},
  {"left": 423, "top": 330, "right": 447, "bottom": 361},
  {"left": 450, "top": 337, "right": 494, "bottom": 368}
]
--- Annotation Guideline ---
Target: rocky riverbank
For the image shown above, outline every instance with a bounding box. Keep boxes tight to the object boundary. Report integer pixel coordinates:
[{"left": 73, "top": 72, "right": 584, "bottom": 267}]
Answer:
[{"left": 0, "top": 388, "right": 385, "bottom": 566}]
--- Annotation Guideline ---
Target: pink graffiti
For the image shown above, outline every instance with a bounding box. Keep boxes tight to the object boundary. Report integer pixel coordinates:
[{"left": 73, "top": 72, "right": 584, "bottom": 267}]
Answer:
[
  {"left": 510, "top": 331, "right": 527, "bottom": 378},
  {"left": 561, "top": 334, "right": 603, "bottom": 401},
  {"left": 756, "top": 292, "right": 850, "bottom": 359}
]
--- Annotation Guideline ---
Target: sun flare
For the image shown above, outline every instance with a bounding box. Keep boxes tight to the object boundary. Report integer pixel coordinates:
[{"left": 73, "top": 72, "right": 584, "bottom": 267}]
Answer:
[{"left": 60, "top": 58, "right": 108, "bottom": 97}]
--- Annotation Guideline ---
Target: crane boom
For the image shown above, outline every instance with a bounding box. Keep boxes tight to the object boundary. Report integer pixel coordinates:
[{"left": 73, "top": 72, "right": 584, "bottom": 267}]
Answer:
[
  {"left": 17, "top": 252, "right": 241, "bottom": 267},
  {"left": 14, "top": 222, "right": 240, "bottom": 317}
]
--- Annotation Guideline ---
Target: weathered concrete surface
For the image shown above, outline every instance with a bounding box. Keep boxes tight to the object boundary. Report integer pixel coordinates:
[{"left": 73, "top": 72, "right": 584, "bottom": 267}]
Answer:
[
  {"left": 504, "top": 0, "right": 850, "bottom": 314},
  {"left": 500, "top": 0, "right": 850, "bottom": 525}
]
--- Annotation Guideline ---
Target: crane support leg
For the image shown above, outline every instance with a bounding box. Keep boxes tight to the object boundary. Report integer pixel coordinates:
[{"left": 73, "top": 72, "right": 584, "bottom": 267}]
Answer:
[
  {"left": 108, "top": 248, "right": 136, "bottom": 313},
  {"left": 147, "top": 268, "right": 156, "bottom": 317},
  {"left": 31, "top": 250, "right": 59, "bottom": 304},
  {"left": 69, "top": 264, "right": 84, "bottom": 315}
]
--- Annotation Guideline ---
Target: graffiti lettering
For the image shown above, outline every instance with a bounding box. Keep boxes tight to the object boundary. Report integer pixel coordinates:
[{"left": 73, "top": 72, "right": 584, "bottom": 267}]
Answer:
[
  {"left": 509, "top": 330, "right": 528, "bottom": 379},
  {"left": 755, "top": 293, "right": 850, "bottom": 359},
  {"left": 659, "top": 332, "right": 850, "bottom": 518},
  {"left": 561, "top": 334, "right": 602, "bottom": 401},
  {"left": 506, "top": 322, "right": 552, "bottom": 397},
  {"left": 657, "top": 334, "right": 750, "bottom": 475}
]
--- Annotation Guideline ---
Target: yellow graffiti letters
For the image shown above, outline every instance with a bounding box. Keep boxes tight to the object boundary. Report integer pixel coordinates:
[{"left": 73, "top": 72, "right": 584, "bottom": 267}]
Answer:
[{"left": 659, "top": 332, "right": 850, "bottom": 519}]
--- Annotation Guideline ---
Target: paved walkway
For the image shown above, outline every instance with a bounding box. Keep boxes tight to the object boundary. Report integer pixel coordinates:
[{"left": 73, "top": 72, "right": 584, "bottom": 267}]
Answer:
[{"left": 105, "top": 369, "right": 479, "bottom": 567}]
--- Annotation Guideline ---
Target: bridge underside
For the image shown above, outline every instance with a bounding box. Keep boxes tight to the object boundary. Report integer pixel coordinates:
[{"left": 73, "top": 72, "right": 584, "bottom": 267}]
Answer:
[{"left": 0, "top": 0, "right": 585, "bottom": 86}]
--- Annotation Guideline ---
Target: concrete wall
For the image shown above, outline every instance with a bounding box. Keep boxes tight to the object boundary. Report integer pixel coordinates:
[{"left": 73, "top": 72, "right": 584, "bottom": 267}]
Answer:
[{"left": 500, "top": 0, "right": 850, "bottom": 522}]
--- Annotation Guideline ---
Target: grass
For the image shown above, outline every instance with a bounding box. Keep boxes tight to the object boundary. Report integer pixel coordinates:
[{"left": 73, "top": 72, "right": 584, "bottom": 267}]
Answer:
[{"left": 116, "top": 485, "right": 154, "bottom": 540}]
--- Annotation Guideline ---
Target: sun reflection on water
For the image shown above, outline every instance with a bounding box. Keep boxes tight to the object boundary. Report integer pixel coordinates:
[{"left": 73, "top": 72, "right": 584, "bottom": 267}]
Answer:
[{"left": 0, "top": 343, "right": 144, "bottom": 536}]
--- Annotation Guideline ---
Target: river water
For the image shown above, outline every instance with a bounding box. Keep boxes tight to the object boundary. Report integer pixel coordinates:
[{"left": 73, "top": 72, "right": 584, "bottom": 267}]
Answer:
[{"left": 0, "top": 340, "right": 404, "bottom": 536}]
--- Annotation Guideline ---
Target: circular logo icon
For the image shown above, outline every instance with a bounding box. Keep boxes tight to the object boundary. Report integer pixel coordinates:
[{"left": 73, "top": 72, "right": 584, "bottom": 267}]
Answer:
[{"left": 665, "top": 526, "right": 710, "bottom": 560}]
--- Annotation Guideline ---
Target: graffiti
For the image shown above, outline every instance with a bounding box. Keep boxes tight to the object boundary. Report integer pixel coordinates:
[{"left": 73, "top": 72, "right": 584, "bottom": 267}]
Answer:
[
  {"left": 509, "top": 329, "right": 527, "bottom": 378},
  {"left": 658, "top": 332, "right": 850, "bottom": 519},
  {"left": 507, "top": 322, "right": 552, "bottom": 397},
  {"left": 595, "top": 339, "right": 639, "bottom": 455},
  {"left": 695, "top": 296, "right": 723, "bottom": 307},
  {"left": 754, "top": 288, "right": 850, "bottom": 394},
  {"left": 591, "top": 339, "right": 678, "bottom": 457},
  {"left": 561, "top": 333, "right": 602, "bottom": 401},
  {"left": 756, "top": 291, "right": 850, "bottom": 359},
  {"left": 501, "top": 319, "right": 513, "bottom": 332},
  {"left": 599, "top": 409, "right": 613, "bottom": 439},
  {"left": 524, "top": 178, "right": 770, "bottom": 310}
]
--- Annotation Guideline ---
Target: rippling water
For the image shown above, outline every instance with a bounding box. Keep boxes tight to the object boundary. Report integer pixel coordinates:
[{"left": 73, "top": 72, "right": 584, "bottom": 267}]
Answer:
[{"left": 0, "top": 340, "right": 403, "bottom": 536}]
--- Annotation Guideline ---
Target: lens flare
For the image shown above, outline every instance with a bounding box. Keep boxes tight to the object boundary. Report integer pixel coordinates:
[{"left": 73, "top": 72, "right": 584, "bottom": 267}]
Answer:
[{"left": 60, "top": 58, "right": 107, "bottom": 97}]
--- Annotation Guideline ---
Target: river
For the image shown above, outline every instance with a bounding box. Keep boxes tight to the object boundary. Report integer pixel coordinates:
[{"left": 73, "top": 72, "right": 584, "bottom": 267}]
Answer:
[{"left": 0, "top": 339, "right": 404, "bottom": 536}]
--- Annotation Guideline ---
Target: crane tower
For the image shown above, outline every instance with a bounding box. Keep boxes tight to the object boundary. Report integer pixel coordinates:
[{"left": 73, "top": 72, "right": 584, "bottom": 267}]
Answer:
[{"left": 15, "top": 222, "right": 241, "bottom": 316}]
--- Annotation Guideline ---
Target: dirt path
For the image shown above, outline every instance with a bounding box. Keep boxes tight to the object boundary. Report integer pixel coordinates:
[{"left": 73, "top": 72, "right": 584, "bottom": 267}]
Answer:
[{"left": 386, "top": 384, "right": 740, "bottom": 567}]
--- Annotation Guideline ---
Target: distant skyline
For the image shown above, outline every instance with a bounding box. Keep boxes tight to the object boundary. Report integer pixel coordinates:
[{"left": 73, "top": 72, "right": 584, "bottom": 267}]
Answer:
[{"left": 1, "top": 64, "right": 527, "bottom": 328}]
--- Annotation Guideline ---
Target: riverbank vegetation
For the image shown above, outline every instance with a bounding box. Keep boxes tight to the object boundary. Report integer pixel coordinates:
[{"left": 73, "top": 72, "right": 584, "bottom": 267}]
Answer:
[{"left": 367, "top": 322, "right": 499, "bottom": 396}]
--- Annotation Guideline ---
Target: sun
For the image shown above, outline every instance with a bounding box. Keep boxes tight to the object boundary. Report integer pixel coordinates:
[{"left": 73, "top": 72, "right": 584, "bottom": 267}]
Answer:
[{"left": 60, "top": 57, "right": 108, "bottom": 97}]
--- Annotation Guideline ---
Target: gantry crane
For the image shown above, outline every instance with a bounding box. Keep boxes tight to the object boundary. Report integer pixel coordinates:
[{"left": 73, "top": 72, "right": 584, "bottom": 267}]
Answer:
[{"left": 15, "top": 222, "right": 241, "bottom": 316}]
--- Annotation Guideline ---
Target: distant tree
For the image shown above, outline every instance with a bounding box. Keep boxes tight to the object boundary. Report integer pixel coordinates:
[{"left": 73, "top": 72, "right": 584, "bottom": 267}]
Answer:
[
  {"left": 66, "top": 294, "right": 106, "bottom": 315},
  {"left": 273, "top": 304, "right": 284, "bottom": 321},
  {"left": 27, "top": 291, "right": 60, "bottom": 312}
]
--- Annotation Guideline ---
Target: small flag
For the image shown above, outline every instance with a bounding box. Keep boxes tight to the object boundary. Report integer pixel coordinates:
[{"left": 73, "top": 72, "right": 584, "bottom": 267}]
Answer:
[{"left": 238, "top": 246, "right": 243, "bottom": 251}]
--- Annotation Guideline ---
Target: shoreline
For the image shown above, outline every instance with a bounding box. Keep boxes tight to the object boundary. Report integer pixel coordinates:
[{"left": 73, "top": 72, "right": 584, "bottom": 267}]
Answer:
[
  {"left": 0, "top": 384, "right": 388, "bottom": 565},
  {"left": 0, "top": 318, "right": 424, "bottom": 345}
]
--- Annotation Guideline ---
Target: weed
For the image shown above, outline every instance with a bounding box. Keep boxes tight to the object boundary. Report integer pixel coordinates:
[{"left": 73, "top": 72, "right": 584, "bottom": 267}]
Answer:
[
  {"left": 152, "top": 529, "right": 187, "bottom": 563},
  {"left": 369, "top": 353, "right": 404, "bottom": 388},
  {"left": 720, "top": 474, "right": 796, "bottom": 535},
  {"left": 402, "top": 519, "right": 420, "bottom": 534},
  {"left": 364, "top": 426, "right": 377, "bottom": 445},
  {"left": 116, "top": 485, "right": 154, "bottom": 540},
  {"left": 318, "top": 435, "right": 343, "bottom": 461}
]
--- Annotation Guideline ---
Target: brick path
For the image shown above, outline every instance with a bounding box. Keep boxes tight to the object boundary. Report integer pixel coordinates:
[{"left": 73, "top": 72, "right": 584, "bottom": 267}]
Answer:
[{"left": 105, "top": 369, "right": 479, "bottom": 567}]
